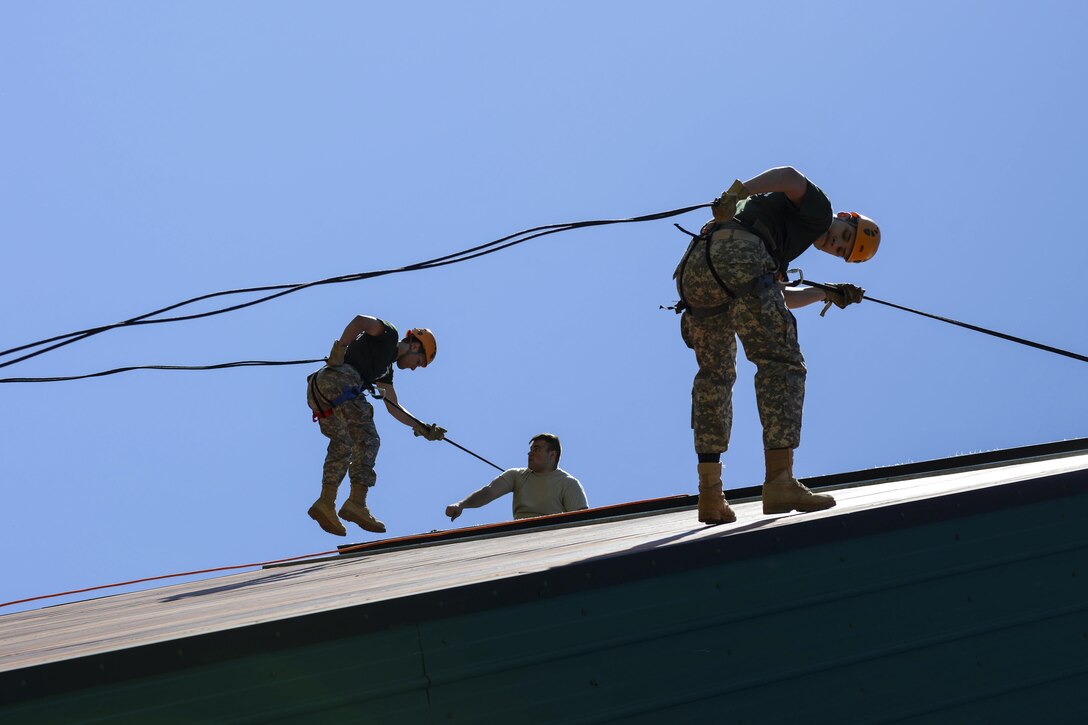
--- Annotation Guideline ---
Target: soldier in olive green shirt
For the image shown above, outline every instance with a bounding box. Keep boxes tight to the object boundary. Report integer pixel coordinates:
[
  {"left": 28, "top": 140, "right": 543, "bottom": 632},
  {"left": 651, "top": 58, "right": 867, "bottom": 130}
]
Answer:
[{"left": 446, "top": 433, "right": 588, "bottom": 521}]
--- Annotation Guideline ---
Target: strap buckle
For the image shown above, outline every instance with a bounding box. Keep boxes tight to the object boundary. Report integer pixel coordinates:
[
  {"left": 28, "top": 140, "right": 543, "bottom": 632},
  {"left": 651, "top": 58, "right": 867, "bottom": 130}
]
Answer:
[{"left": 659, "top": 301, "right": 687, "bottom": 315}]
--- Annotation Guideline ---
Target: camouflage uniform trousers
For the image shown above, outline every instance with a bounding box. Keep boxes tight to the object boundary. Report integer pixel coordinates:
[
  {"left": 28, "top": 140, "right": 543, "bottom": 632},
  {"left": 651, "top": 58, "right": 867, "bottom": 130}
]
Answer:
[
  {"left": 675, "top": 225, "right": 807, "bottom": 453},
  {"left": 306, "top": 365, "right": 380, "bottom": 490}
]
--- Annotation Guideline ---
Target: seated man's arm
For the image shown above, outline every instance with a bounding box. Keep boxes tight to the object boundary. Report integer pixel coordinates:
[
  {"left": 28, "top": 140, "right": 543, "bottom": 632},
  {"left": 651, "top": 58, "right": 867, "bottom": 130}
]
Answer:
[
  {"left": 562, "top": 477, "right": 589, "bottom": 512},
  {"left": 446, "top": 474, "right": 515, "bottom": 521}
]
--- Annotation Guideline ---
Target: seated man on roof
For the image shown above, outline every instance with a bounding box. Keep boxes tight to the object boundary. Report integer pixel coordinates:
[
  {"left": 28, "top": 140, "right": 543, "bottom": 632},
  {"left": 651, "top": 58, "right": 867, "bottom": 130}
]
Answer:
[{"left": 445, "top": 433, "right": 589, "bottom": 522}]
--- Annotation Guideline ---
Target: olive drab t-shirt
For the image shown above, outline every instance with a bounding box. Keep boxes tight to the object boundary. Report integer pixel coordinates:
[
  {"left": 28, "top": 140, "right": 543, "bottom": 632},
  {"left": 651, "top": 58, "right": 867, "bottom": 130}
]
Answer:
[
  {"left": 488, "top": 468, "right": 589, "bottom": 519},
  {"left": 343, "top": 320, "right": 398, "bottom": 385},
  {"left": 733, "top": 180, "right": 833, "bottom": 270}
]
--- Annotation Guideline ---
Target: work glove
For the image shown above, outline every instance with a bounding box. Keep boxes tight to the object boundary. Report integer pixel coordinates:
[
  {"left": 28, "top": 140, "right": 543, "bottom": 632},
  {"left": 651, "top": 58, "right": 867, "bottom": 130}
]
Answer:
[
  {"left": 820, "top": 283, "right": 865, "bottom": 317},
  {"left": 413, "top": 422, "right": 447, "bottom": 441},
  {"left": 327, "top": 340, "right": 348, "bottom": 367},
  {"left": 711, "top": 179, "right": 751, "bottom": 223},
  {"left": 445, "top": 503, "right": 464, "bottom": 521}
]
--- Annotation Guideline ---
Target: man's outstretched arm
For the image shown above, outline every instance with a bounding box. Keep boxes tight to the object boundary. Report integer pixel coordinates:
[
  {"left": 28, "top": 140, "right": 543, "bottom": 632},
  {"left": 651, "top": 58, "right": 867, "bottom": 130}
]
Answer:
[{"left": 446, "top": 476, "right": 514, "bottom": 521}]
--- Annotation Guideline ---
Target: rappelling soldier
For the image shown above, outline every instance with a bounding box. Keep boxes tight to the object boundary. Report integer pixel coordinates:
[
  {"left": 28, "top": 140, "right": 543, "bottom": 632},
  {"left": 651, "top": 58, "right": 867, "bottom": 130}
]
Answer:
[
  {"left": 674, "top": 166, "right": 880, "bottom": 524},
  {"left": 305, "top": 316, "right": 445, "bottom": 536}
]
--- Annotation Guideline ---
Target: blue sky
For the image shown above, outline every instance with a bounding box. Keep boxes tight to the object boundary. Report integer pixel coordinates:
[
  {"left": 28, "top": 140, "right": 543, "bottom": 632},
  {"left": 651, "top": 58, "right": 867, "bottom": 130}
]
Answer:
[{"left": 2, "top": 1, "right": 1086, "bottom": 614}]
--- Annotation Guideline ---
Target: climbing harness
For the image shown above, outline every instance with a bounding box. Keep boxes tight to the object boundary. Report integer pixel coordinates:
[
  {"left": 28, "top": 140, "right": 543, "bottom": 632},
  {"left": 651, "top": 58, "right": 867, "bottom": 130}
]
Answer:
[
  {"left": 307, "top": 368, "right": 375, "bottom": 422},
  {"left": 668, "top": 222, "right": 776, "bottom": 318}
]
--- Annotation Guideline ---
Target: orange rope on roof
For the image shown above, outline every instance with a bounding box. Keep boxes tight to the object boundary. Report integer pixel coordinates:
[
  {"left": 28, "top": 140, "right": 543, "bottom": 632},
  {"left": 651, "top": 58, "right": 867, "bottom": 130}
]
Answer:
[
  {"left": 1, "top": 496, "right": 694, "bottom": 611},
  {"left": 0, "top": 546, "right": 346, "bottom": 610}
]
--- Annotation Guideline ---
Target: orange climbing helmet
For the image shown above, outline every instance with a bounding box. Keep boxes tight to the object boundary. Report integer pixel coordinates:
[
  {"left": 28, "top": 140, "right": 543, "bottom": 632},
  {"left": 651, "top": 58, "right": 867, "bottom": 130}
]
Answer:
[
  {"left": 406, "top": 328, "right": 437, "bottom": 367},
  {"left": 837, "top": 211, "right": 881, "bottom": 263}
]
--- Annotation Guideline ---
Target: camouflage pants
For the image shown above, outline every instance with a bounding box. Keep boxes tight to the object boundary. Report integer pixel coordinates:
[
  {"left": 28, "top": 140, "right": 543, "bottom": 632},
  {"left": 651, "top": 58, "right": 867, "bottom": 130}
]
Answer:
[
  {"left": 306, "top": 366, "right": 380, "bottom": 489},
  {"left": 675, "top": 226, "right": 806, "bottom": 453}
]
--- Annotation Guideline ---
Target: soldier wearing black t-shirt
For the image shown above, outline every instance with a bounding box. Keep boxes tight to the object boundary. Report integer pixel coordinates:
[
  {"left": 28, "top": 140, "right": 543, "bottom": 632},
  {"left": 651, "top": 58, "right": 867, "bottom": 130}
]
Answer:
[
  {"left": 305, "top": 315, "right": 443, "bottom": 536},
  {"left": 674, "top": 166, "right": 881, "bottom": 525}
]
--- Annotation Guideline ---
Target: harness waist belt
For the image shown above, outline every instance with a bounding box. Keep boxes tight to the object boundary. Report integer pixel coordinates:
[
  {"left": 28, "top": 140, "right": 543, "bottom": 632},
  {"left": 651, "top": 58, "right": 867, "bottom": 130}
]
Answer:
[
  {"left": 308, "top": 369, "right": 374, "bottom": 422},
  {"left": 684, "top": 301, "right": 731, "bottom": 318},
  {"left": 673, "top": 222, "right": 777, "bottom": 318},
  {"left": 683, "top": 272, "right": 776, "bottom": 316}
]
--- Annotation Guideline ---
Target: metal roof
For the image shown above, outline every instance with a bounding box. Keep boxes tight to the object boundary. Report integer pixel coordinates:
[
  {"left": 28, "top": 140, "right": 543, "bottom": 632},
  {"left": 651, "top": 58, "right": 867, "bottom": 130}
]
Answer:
[{"left": 4, "top": 439, "right": 1086, "bottom": 678}]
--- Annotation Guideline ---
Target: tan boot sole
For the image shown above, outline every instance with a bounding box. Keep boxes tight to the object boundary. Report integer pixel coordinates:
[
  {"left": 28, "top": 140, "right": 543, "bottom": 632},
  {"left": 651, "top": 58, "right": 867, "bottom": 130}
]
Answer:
[
  {"left": 697, "top": 500, "right": 737, "bottom": 525},
  {"left": 339, "top": 506, "right": 387, "bottom": 534},
  {"left": 698, "top": 510, "right": 738, "bottom": 525},
  {"left": 763, "top": 498, "right": 836, "bottom": 515},
  {"left": 308, "top": 505, "right": 347, "bottom": 536}
]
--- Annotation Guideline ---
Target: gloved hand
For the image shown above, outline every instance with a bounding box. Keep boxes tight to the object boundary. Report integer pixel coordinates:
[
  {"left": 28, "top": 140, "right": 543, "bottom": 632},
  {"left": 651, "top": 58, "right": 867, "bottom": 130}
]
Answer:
[
  {"left": 445, "top": 503, "right": 464, "bottom": 521},
  {"left": 820, "top": 283, "right": 866, "bottom": 317},
  {"left": 413, "top": 422, "right": 447, "bottom": 441},
  {"left": 327, "top": 340, "right": 348, "bottom": 367},
  {"left": 711, "top": 178, "right": 751, "bottom": 223}
]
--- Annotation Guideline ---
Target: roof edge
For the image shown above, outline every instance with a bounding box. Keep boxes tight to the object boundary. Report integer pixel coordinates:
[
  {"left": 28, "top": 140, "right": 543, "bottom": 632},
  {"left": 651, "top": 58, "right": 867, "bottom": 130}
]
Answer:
[
  {"left": 5, "top": 449, "right": 1087, "bottom": 702},
  {"left": 319, "top": 437, "right": 1088, "bottom": 562}
]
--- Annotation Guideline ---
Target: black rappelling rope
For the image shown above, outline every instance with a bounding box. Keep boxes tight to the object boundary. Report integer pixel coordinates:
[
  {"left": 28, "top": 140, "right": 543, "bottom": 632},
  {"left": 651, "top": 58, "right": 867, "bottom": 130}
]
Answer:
[
  {"left": 369, "top": 389, "right": 505, "bottom": 472},
  {"left": 0, "top": 203, "right": 712, "bottom": 370},
  {"left": 801, "top": 280, "right": 1088, "bottom": 364},
  {"left": 0, "top": 359, "right": 325, "bottom": 383},
  {"left": 6, "top": 199, "right": 1085, "bottom": 379},
  {"left": 0, "top": 357, "right": 508, "bottom": 473},
  {"left": 5, "top": 282, "right": 1086, "bottom": 383},
  {"left": 13, "top": 277, "right": 1085, "bottom": 382}
]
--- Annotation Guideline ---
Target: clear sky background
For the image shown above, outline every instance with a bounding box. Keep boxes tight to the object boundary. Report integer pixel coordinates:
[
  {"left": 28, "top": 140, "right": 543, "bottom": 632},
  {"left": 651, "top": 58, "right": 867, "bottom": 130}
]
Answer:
[{"left": 2, "top": 2, "right": 1086, "bottom": 615}]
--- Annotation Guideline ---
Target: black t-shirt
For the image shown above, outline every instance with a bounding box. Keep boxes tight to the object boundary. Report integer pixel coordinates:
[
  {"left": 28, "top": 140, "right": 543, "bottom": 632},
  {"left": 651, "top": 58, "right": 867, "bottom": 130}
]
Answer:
[
  {"left": 733, "top": 180, "right": 833, "bottom": 269},
  {"left": 343, "top": 320, "right": 398, "bottom": 385}
]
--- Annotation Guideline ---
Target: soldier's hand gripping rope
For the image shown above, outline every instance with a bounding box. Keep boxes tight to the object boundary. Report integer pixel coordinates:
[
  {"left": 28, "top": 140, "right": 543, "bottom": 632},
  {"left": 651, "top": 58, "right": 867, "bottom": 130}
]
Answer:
[
  {"left": 370, "top": 387, "right": 504, "bottom": 472},
  {"left": 818, "top": 283, "right": 866, "bottom": 317}
]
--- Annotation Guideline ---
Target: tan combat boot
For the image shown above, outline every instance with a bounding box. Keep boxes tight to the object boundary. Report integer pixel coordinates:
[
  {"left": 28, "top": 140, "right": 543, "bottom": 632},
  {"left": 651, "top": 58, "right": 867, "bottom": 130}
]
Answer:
[
  {"left": 308, "top": 484, "right": 347, "bottom": 536},
  {"left": 339, "top": 484, "right": 387, "bottom": 533},
  {"left": 762, "top": 448, "right": 836, "bottom": 514},
  {"left": 697, "top": 462, "right": 737, "bottom": 525}
]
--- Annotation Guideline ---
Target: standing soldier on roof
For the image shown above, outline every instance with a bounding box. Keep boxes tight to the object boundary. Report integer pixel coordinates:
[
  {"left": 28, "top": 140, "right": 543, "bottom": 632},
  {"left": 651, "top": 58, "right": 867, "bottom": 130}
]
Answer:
[
  {"left": 306, "top": 316, "right": 445, "bottom": 536},
  {"left": 674, "top": 166, "right": 880, "bottom": 525}
]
